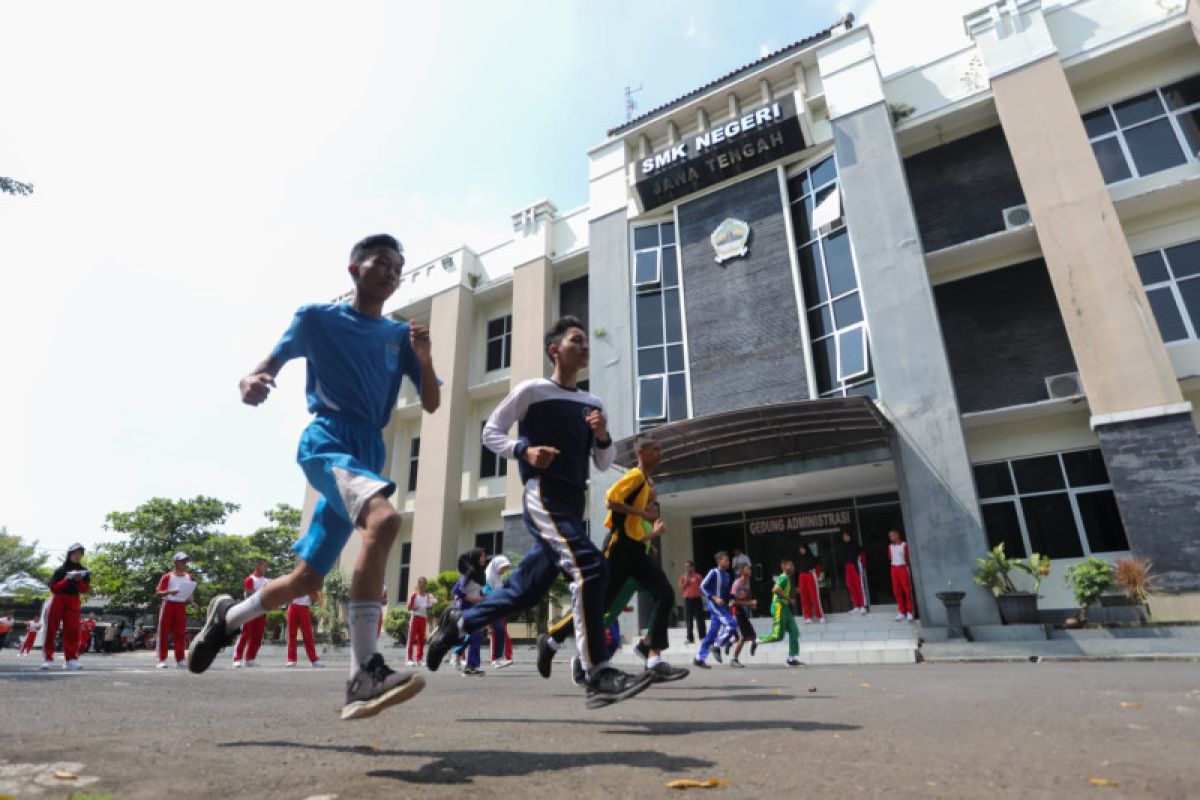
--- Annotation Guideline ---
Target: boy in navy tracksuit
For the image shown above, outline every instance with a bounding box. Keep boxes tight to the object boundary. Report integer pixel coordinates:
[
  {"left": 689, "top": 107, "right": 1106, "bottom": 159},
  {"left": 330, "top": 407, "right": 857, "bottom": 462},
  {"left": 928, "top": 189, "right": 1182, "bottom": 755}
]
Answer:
[
  {"left": 693, "top": 552, "right": 737, "bottom": 669},
  {"left": 425, "top": 316, "right": 653, "bottom": 708}
]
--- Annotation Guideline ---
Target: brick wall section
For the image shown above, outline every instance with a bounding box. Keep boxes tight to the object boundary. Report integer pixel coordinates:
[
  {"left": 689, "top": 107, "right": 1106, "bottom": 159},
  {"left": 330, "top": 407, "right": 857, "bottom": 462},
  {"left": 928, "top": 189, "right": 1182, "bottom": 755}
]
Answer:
[
  {"left": 677, "top": 170, "right": 811, "bottom": 415},
  {"left": 1095, "top": 412, "right": 1200, "bottom": 592},
  {"left": 933, "top": 258, "right": 1077, "bottom": 413},
  {"left": 904, "top": 125, "right": 1026, "bottom": 253}
]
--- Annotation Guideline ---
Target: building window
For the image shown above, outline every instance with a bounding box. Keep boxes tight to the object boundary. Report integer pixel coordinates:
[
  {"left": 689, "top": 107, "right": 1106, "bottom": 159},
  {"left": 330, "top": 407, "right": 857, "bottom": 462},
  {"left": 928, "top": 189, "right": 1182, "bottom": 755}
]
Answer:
[
  {"left": 974, "top": 448, "right": 1129, "bottom": 560},
  {"left": 399, "top": 542, "right": 412, "bottom": 600},
  {"left": 1134, "top": 239, "right": 1200, "bottom": 343},
  {"left": 485, "top": 314, "right": 512, "bottom": 372},
  {"left": 632, "top": 220, "right": 689, "bottom": 430},
  {"left": 407, "top": 436, "right": 420, "bottom": 492},
  {"left": 479, "top": 421, "right": 507, "bottom": 479},
  {"left": 475, "top": 530, "right": 503, "bottom": 556},
  {"left": 787, "top": 155, "right": 876, "bottom": 399},
  {"left": 1083, "top": 74, "right": 1200, "bottom": 185}
]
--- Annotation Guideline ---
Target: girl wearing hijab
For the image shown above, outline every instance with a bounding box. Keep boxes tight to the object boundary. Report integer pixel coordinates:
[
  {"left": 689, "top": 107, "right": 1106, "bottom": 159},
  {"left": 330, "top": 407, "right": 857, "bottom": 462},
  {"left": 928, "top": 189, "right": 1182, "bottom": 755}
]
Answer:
[
  {"left": 452, "top": 548, "right": 488, "bottom": 676},
  {"left": 484, "top": 555, "right": 513, "bottom": 668},
  {"left": 795, "top": 542, "right": 825, "bottom": 624},
  {"left": 43, "top": 543, "right": 90, "bottom": 670}
]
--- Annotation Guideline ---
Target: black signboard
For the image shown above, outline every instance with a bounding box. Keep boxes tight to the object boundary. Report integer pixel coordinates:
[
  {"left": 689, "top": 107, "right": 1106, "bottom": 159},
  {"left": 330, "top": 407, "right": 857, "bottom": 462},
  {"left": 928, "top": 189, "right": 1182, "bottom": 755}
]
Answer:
[
  {"left": 634, "top": 94, "right": 807, "bottom": 212},
  {"left": 747, "top": 508, "right": 852, "bottom": 536}
]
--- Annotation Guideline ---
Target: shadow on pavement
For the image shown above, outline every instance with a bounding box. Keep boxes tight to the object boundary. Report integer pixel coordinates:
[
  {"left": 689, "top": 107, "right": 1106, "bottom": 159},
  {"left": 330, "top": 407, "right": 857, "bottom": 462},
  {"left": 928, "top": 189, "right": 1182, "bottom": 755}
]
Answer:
[
  {"left": 218, "top": 742, "right": 712, "bottom": 785},
  {"left": 457, "top": 718, "right": 859, "bottom": 736}
]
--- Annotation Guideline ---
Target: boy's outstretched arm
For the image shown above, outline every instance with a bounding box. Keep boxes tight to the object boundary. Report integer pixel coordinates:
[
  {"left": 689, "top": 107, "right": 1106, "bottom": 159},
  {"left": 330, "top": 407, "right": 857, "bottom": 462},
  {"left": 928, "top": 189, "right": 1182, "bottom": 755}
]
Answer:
[{"left": 239, "top": 356, "right": 284, "bottom": 406}]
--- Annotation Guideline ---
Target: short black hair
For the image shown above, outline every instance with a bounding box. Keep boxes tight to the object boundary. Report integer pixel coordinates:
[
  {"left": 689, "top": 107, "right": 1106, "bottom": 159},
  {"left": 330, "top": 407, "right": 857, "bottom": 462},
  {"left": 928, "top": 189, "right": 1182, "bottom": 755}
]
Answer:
[
  {"left": 544, "top": 315, "right": 586, "bottom": 364},
  {"left": 350, "top": 234, "right": 402, "bottom": 266}
]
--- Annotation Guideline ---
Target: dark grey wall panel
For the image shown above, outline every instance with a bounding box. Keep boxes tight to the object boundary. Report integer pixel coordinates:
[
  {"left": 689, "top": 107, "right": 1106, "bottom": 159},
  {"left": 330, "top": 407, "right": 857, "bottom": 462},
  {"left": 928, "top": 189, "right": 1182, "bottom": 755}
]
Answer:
[
  {"left": 558, "top": 275, "right": 588, "bottom": 329},
  {"left": 677, "top": 170, "right": 810, "bottom": 415},
  {"left": 904, "top": 126, "right": 1026, "bottom": 253},
  {"left": 934, "top": 259, "right": 1077, "bottom": 414}
]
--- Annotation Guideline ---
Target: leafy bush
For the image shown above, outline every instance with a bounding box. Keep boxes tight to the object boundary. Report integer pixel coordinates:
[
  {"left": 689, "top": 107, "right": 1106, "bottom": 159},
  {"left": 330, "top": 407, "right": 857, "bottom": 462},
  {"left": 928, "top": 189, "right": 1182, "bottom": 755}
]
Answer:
[
  {"left": 974, "top": 544, "right": 1050, "bottom": 596},
  {"left": 383, "top": 607, "right": 411, "bottom": 645},
  {"left": 1065, "top": 557, "right": 1113, "bottom": 622}
]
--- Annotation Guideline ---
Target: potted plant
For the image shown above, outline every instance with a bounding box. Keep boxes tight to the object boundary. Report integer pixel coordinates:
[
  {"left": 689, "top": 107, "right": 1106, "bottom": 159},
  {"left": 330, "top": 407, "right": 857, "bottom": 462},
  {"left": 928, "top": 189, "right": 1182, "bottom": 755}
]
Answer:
[
  {"left": 973, "top": 544, "right": 1048, "bottom": 624},
  {"left": 1109, "top": 557, "right": 1158, "bottom": 623},
  {"left": 1064, "top": 557, "right": 1113, "bottom": 624}
]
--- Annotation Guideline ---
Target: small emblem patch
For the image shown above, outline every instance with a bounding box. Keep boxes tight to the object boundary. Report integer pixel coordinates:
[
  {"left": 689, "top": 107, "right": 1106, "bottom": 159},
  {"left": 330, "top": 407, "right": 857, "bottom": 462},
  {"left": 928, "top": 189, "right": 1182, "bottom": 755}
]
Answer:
[{"left": 710, "top": 218, "right": 751, "bottom": 265}]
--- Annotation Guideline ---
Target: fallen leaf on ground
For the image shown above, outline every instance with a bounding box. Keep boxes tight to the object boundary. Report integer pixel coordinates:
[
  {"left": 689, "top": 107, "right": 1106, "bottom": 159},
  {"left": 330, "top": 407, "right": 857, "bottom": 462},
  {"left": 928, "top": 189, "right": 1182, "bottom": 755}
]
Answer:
[
  {"left": 749, "top": 678, "right": 759, "bottom": 683},
  {"left": 352, "top": 745, "right": 379, "bottom": 753},
  {"left": 52, "top": 771, "right": 78, "bottom": 780},
  {"left": 1119, "top": 702, "right": 1142, "bottom": 709},
  {"left": 926, "top": 781, "right": 937, "bottom": 787},
  {"left": 412, "top": 732, "right": 426, "bottom": 738},
  {"left": 860, "top": 683, "right": 871, "bottom": 688},
  {"left": 1088, "top": 777, "right": 1119, "bottom": 787},
  {"left": 665, "top": 778, "right": 729, "bottom": 790},
  {"left": 772, "top": 689, "right": 782, "bottom": 695},
  {"left": 808, "top": 687, "right": 818, "bottom": 692}
]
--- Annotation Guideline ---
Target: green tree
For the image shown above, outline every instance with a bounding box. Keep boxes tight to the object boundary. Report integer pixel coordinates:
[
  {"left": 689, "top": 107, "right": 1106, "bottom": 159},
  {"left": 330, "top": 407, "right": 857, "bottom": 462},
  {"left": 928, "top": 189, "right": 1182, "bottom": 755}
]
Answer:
[
  {"left": 0, "top": 177, "right": 34, "bottom": 196},
  {"left": 0, "top": 527, "right": 49, "bottom": 585},
  {"left": 249, "top": 503, "right": 302, "bottom": 578}
]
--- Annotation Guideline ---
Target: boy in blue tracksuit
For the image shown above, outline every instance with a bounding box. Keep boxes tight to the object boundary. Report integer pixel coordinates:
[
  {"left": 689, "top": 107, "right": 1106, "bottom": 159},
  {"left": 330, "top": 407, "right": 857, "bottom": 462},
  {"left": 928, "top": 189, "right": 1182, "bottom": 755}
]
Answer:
[
  {"left": 693, "top": 551, "right": 737, "bottom": 669},
  {"left": 425, "top": 316, "right": 653, "bottom": 708},
  {"left": 188, "top": 234, "right": 441, "bottom": 722}
]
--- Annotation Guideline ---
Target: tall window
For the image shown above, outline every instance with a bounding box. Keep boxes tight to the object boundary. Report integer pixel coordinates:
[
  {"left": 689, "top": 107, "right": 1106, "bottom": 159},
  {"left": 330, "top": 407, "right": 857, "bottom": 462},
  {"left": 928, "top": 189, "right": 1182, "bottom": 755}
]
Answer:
[
  {"left": 485, "top": 314, "right": 512, "bottom": 372},
  {"left": 974, "top": 448, "right": 1129, "bottom": 560},
  {"left": 633, "top": 220, "right": 689, "bottom": 429},
  {"left": 407, "top": 437, "right": 420, "bottom": 492},
  {"left": 399, "top": 542, "right": 412, "bottom": 599},
  {"left": 479, "top": 421, "right": 507, "bottom": 479},
  {"left": 1083, "top": 74, "right": 1200, "bottom": 185},
  {"left": 475, "top": 531, "right": 503, "bottom": 556},
  {"left": 787, "top": 155, "right": 875, "bottom": 399},
  {"left": 1134, "top": 239, "right": 1200, "bottom": 343}
]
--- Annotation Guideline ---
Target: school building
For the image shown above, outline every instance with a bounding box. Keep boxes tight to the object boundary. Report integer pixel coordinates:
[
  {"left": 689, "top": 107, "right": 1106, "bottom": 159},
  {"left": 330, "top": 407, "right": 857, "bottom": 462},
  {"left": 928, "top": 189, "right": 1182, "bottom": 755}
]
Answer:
[{"left": 329, "top": 0, "right": 1200, "bottom": 628}]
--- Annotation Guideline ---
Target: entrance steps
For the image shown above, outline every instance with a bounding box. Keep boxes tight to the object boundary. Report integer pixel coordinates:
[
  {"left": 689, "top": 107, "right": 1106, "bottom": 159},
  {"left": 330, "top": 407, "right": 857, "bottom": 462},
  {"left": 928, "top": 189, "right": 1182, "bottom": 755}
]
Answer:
[{"left": 630, "top": 604, "right": 918, "bottom": 666}]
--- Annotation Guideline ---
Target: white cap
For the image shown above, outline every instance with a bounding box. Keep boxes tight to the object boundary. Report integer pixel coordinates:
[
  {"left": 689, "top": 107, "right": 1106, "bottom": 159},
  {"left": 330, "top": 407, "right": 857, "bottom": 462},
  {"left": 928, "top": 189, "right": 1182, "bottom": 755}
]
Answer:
[
  {"left": 173, "top": 552, "right": 188, "bottom": 562},
  {"left": 67, "top": 542, "right": 85, "bottom": 554}
]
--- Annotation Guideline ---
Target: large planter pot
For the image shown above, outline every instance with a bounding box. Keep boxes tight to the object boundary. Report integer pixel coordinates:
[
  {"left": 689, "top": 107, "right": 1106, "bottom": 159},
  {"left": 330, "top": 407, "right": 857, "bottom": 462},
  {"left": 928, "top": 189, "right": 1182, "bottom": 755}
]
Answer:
[{"left": 996, "top": 592, "right": 1039, "bottom": 625}]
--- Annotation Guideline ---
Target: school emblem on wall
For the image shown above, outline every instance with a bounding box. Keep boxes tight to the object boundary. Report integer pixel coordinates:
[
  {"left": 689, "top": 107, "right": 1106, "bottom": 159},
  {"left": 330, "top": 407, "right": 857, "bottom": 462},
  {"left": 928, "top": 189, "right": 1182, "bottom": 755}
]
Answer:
[{"left": 710, "top": 218, "right": 751, "bottom": 265}]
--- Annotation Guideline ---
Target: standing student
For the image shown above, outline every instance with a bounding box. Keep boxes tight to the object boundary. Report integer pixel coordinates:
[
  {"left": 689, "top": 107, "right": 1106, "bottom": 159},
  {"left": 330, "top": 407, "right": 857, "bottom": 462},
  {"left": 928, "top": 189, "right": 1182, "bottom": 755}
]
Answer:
[
  {"left": 795, "top": 543, "right": 824, "bottom": 624},
  {"left": 693, "top": 551, "right": 737, "bottom": 669},
  {"left": 729, "top": 564, "right": 757, "bottom": 667},
  {"left": 425, "top": 316, "right": 653, "bottom": 709},
  {"left": 18, "top": 618, "right": 41, "bottom": 657},
  {"left": 286, "top": 590, "right": 323, "bottom": 668},
  {"left": 43, "top": 543, "right": 90, "bottom": 671},
  {"left": 233, "top": 559, "right": 271, "bottom": 667},
  {"left": 484, "top": 556, "right": 513, "bottom": 668},
  {"left": 839, "top": 531, "right": 869, "bottom": 614},
  {"left": 78, "top": 613, "right": 97, "bottom": 655},
  {"left": 0, "top": 614, "right": 12, "bottom": 654},
  {"left": 889, "top": 530, "right": 915, "bottom": 621},
  {"left": 731, "top": 547, "right": 751, "bottom": 573},
  {"left": 758, "top": 559, "right": 801, "bottom": 666},
  {"left": 155, "top": 553, "right": 197, "bottom": 669},
  {"left": 677, "top": 561, "right": 705, "bottom": 644},
  {"left": 189, "top": 234, "right": 440, "bottom": 722},
  {"left": 405, "top": 576, "right": 431, "bottom": 666},
  {"left": 452, "top": 549, "right": 487, "bottom": 677}
]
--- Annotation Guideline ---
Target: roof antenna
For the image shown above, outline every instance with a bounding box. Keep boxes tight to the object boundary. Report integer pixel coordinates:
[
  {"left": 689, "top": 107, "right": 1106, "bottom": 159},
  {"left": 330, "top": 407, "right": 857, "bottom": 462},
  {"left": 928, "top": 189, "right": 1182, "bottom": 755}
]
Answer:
[{"left": 624, "top": 84, "right": 644, "bottom": 122}]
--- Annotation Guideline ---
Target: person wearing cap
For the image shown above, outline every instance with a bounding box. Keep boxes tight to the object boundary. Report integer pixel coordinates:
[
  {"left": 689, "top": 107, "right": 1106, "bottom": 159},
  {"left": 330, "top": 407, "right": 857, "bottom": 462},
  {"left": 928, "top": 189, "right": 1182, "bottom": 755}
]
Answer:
[
  {"left": 43, "top": 543, "right": 90, "bottom": 670},
  {"left": 155, "top": 553, "right": 198, "bottom": 668},
  {"left": 232, "top": 558, "right": 270, "bottom": 667}
]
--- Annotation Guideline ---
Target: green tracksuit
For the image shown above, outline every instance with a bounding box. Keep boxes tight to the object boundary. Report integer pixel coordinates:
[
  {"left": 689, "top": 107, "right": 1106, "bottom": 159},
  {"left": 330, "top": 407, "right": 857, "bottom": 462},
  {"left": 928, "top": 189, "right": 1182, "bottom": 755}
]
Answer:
[{"left": 758, "top": 573, "right": 799, "bottom": 657}]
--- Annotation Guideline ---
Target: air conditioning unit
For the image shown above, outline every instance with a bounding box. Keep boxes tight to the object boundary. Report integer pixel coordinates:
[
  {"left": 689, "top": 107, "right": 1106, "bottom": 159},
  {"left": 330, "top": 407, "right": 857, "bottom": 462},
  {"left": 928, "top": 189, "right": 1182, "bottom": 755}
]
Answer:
[
  {"left": 1045, "top": 372, "right": 1083, "bottom": 400},
  {"left": 1003, "top": 204, "right": 1032, "bottom": 230}
]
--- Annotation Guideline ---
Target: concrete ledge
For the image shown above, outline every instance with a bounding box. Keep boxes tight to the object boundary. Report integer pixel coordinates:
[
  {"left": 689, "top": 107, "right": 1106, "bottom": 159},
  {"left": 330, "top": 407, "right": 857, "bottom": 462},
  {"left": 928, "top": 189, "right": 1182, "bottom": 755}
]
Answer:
[
  {"left": 921, "top": 638, "right": 1200, "bottom": 663},
  {"left": 967, "top": 624, "right": 1048, "bottom": 642},
  {"left": 1049, "top": 625, "right": 1200, "bottom": 641}
]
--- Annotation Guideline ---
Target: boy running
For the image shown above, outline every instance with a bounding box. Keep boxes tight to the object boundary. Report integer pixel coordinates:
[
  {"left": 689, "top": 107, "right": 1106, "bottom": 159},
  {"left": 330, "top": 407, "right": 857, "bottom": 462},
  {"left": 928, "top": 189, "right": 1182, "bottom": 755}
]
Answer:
[
  {"left": 759, "top": 559, "right": 801, "bottom": 666},
  {"left": 189, "top": 234, "right": 441, "bottom": 722},
  {"left": 693, "top": 551, "right": 736, "bottom": 669},
  {"left": 425, "top": 316, "right": 653, "bottom": 708},
  {"left": 729, "top": 563, "right": 757, "bottom": 667},
  {"left": 537, "top": 439, "right": 688, "bottom": 685}
]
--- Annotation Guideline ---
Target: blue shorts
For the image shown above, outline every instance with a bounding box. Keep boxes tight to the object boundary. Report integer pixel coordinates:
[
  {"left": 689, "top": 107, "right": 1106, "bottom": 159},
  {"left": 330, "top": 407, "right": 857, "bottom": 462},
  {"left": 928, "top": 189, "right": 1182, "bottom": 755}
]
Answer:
[{"left": 292, "top": 413, "right": 395, "bottom": 575}]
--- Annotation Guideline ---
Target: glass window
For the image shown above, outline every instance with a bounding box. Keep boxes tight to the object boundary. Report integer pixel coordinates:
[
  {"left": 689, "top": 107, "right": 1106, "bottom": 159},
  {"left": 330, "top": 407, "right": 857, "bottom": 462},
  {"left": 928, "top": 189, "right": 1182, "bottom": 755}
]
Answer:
[
  {"left": 811, "top": 156, "right": 837, "bottom": 189},
  {"left": 837, "top": 326, "right": 867, "bottom": 381},
  {"left": 1011, "top": 455, "right": 1065, "bottom": 494},
  {"left": 1137, "top": 239, "right": 1200, "bottom": 344},
  {"left": 668, "top": 373, "right": 688, "bottom": 421},
  {"left": 812, "top": 337, "right": 837, "bottom": 394},
  {"left": 634, "top": 250, "right": 659, "bottom": 286},
  {"left": 479, "top": 422, "right": 507, "bottom": 479},
  {"left": 638, "top": 376, "right": 665, "bottom": 421},
  {"left": 485, "top": 315, "right": 512, "bottom": 372},
  {"left": 1091, "top": 138, "right": 1132, "bottom": 184},
  {"left": 663, "top": 289, "right": 683, "bottom": 342},
  {"left": 1021, "top": 493, "right": 1084, "bottom": 558},
  {"left": 632, "top": 220, "right": 690, "bottom": 431},
  {"left": 1112, "top": 91, "right": 1165, "bottom": 127},
  {"left": 982, "top": 502, "right": 1027, "bottom": 558},
  {"left": 974, "top": 462, "right": 1014, "bottom": 499},
  {"left": 1177, "top": 279, "right": 1200, "bottom": 334},
  {"left": 1076, "top": 491, "right": 1130, "bottom": 553},
  {"left": 1123, "top": 119, "right": 1186, "bottom": 175},
  {"left": 1177, "top": 109, "right": 1200, "bottom": 157},
  {"left": 636, "top": 293, "right": 664, "bottom": 346},
  {"left": 662, "top": 245, "right": 679, "bottom": 288},
  {"left": 667, "top": 344, "right": 685, "bottom": 372},
  {"left": 638, "top": 347, "right": 665, "bottom": 376},
  {"left": 1084, "top": 76, "right": 1200, "bottom": 184},
  {"left": 661, "top": 222, "right": 676, "bottom": 245},
  {"left": 1134, "top": 251, "right": 1170, "bottom": 284},
  {"left": 808, "top": 305, "right": 833, "bottom": 339},
  {"left": 1146, "top": 287, "right": 1188, "bottom": 342},
  {"left": 1165, "top": 241, "right": 1200, "bottom": 279},
  {"left": 833, "top": 293, "right": 863, "bottom": 327},
  {"left": 1162, "top": 75, "right": 1200, "bottom": 110},
  {"left": 798, "top": 242, "right": 825, "bottom": 303},
  {"left": 1082, "top": 107, "right": 1116, "bottom": 137},
  {"left": 633, "top": 226, "right": 658, "bottom": 250},
  {"left": 1062, "top": 449, "right": 1109, "bottom": 488},
  {"left": 407, "top": 437, "right": 420, "bottom": 492},
  {"left": 823, "top": 230, "right": 856, "bottom": 298}
]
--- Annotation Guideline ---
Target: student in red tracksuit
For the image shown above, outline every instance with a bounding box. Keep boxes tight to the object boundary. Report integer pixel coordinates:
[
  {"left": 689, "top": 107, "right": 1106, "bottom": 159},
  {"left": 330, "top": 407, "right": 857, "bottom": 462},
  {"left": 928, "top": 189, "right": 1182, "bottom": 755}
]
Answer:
[
  {"left": 286, "top": 591, "right": 324, "bottom": 667},
  {"left": 794, "top": 543, "right": 824, "bottom": 624},
  {"left": 156, "top": 552, "right": 198, "bottom": 668},
  {"left": 889, "top": 529, "right": 915, "bottom": 621},
  {"left": 233, "top": 559, "right": 271, "bottom": 667},
  {"left": 19, "top": 619, "right": 41, "bottom": 656},
  {"left": 43, "top": 543, "right": 90, "bottom": 670},
  {"left": 840, "top": 531, "right": 869, "bottom": 614},
  {"left": 406, "top": 576, "right": 431, "bottom": 666},
  {"left": 78, "top": 613, "right": 97, "bottom": 654}
]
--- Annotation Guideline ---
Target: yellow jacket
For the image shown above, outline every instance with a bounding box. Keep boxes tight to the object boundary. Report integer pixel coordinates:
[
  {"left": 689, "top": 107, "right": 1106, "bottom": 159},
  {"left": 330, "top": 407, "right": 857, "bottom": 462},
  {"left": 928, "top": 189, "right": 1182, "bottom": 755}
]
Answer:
[{"left": 604, "top": 466, "right": 653, "bottom": 541}]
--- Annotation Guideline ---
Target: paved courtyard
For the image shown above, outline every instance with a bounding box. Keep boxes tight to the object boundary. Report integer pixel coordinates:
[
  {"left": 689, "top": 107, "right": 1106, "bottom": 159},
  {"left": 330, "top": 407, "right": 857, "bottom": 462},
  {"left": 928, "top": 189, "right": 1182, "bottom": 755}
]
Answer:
[{"left": 2, "top": 646, "right": 1199, "bottom": 799}]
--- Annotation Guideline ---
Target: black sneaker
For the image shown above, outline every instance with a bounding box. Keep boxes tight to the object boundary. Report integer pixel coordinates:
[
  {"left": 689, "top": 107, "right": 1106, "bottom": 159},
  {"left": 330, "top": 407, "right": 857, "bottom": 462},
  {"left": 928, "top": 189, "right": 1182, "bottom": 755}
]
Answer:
[
  {"left": 730, "top": 658, "right": 745, "bottom": 668},
  {"left": 633, "top": 639, "right": 650, "bottom": 662},
  {"left": 712, "top": 647, "right": 723, "bottom": 664},
  {"left": 342, "top": 654, "right": 425, "bottom": 721},
  {"left": 187, "top": 594, "right": 238, "bottom": 674},
  {"left": 786, "top": 658, "right": 802, "bottom": 667},
  {"left": 750, "top": 641, "right": 758, "bottom": 657},
  {"left": 692, "top": 658, "right": 710, "bottom": 669},
  {"left": 648, "top": 661, "right": 689, "bottom": 683},
  {"left": 424, "top": 608, "right": 464, "bottom": 672},
  {"left": 723, "top": 642, "right": 732, "bottom": 657},
  {"left": 461, "top": 665, "right": 485, "bottom": 677},
  {"left": 585, "top": 667, "right": 654, "bottom": 709},
  {"left": 536, "top": 634, "right": 555, "bottom": 679},
  {"left": 570, "top": 654, "right": 586, "bottom": 687}
]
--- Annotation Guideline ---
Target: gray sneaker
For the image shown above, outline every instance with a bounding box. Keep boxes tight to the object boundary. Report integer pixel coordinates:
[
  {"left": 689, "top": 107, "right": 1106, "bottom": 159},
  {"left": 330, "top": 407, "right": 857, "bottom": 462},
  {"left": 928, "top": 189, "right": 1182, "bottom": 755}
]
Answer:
[
  {"left": 648, "top": 661, "right": 690, "bottom": 683},
  {"left": 342, "top": 654, "right": 425, "bottom": 721},
  {"left": 187, "top": 595, "right": 238, "bottom": 674},
  {"left": 585, "top": 667, "right": 654, "bottom": 710}
]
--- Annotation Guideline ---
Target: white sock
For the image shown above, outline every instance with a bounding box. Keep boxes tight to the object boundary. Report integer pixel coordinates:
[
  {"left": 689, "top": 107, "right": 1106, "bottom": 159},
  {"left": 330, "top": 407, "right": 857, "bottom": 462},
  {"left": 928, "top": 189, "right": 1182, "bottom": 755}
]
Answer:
[
  {"left": 546, "top": 637, "right": 561, "bottom": 652},
  {"left": 587, "top": 659, "right": 611, "bottom": 680},
  {"left": 225, "top": 592, "right": 265, "bottom": 628},
  {"left": 348, "top": 600, "right": 381, "bottom": 677},
  {"left": 646, "top": 655, "right": 662, "bottom": 668}
]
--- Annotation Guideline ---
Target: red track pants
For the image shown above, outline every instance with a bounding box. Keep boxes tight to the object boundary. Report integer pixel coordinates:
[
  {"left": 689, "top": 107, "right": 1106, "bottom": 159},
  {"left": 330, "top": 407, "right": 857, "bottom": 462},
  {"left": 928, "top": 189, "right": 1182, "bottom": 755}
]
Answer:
[
  {"left": 845, "top": 563, "right": 866, "bottom": 609},
  {"left": 891, "top": 565, "right": 914, "bottom": 615},
  {"left": 45, "top": 595, "right": 81, "bottom": 661},
  {"left": 797, "top": 571, "right": 823, "bottom": 620},
  {"left": 287, "top": 605, "right": 318, "bottom": 663},
  {"left": 407, "top": 615, "right": 427, "bottom": 662},
  {"left": 234, "top": 615, "right": 267, "bottom": 661},
  {"left": 20, "top": 630, "right": 37, "bottom": 655},
  {"left": 158, "top": 601, "right": 189, "bottom": 663}
]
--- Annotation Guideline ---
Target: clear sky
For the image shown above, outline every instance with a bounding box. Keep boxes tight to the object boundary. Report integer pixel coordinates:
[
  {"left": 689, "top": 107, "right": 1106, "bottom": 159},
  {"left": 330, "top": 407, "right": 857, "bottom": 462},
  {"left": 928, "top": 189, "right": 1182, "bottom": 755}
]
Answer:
[{"left": 0, "top": 0, "right": 971, "bottom": 557}]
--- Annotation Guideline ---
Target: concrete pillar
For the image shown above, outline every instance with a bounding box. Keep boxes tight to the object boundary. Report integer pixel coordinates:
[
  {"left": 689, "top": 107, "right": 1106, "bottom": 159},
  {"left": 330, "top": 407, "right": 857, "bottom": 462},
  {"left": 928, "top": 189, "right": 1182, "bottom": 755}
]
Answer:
[
  {"left": 817, "top": 26, "right": 1000, "bottom": 626},
  {"left": 966, "top": 0, "right": 1200, "bottom": 600},
  {"left": 408, "top": 285, "right": 474, "bottom": 586}
]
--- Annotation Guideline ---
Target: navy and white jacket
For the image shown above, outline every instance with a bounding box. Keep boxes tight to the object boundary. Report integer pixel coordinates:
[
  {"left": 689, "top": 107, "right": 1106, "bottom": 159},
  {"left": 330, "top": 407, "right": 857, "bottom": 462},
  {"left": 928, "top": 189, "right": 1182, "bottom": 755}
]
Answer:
[
  {"left": 482, "top": 379, "right": 614, "bottom": 492},
  {"left": 700, "top": 567, "right": 732, "bottom": 604}
]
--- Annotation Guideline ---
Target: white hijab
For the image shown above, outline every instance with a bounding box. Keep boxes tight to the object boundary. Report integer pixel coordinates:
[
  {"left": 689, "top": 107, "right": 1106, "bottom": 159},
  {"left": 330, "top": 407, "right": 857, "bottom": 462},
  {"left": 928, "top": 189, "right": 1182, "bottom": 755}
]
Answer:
[{"left": 485, "top": 556, "right": 511, "bottom": 591}]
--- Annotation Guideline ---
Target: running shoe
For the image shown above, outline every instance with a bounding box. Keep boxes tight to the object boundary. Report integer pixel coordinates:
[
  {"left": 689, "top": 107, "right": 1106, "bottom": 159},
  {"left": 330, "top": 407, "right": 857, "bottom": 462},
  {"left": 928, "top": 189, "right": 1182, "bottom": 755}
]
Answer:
[
  {"left": 633, "top": 639, "right": 650, "bottom": 662},
  {"left": 461, "top": 665, "right": 485, "bottom": 676},
  {"left": 729, "top": 658, "right": 745, "bottom": 668},
  {"left": 712, "top": 647, "right": 723, "bottom": 664},
  {"left": 187, "top": 594, "right": 238, "bottom": 674},
  {"left": 570, "top": 654, "right": 586, "bottom": 687},
  {"left": 750, "top": 641, "right": 758, "bottom": 657},
  {"left": 786, "top": 657, "right": 802, "bottom": 667},
  {"left": 424, "top": 607, "right": 464, "bottom": 672},
  {"left": 691, "top": 658, "right": 710, "bottom": 669},
  {"left": 341, "top": 654, "right": 425, "bottom": 721},
  {"left": 648, "top": 661, "right": 690, "bottom": 682},
  {"left": 536, "top": 633, "right": 555, "bottom": 679},
  {"left": 584, "top": 667, "right": 654, "bottom": 709}
]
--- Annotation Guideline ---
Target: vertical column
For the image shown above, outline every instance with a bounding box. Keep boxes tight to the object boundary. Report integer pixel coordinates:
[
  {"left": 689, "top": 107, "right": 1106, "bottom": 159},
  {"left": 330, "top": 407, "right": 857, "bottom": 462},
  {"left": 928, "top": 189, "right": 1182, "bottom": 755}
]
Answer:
[
  {"left": 966, "top": 1, "right": 1200, "bottom": 600},
  {"left": 817, "top": 27, "right": 1000, "bottom": 626},
  {"left": 408, "top": 285, "right": 474, "bottom": 588}
]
